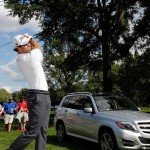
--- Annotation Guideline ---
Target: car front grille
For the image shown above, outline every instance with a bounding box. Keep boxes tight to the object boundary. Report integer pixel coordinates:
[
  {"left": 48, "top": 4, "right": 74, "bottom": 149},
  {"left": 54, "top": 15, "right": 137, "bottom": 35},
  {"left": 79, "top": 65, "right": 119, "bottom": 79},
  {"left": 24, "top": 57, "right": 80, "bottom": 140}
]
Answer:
[
  {"left": 137, "top": 122, "right": 150, "bottom": 134},
  {"left": 138, "top": 137, "right": 150, "bottom": 144}
]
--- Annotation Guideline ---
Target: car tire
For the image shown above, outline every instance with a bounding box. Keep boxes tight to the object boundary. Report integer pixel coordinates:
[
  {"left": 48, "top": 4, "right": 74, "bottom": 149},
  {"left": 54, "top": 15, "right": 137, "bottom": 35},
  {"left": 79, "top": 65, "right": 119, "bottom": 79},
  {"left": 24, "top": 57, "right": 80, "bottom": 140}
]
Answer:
[
  {"left": 56, "top": 122, "right": 67, "bottom": 143},
  {"left": 99, "top": 128, "right": 118, "bottom": 150}
]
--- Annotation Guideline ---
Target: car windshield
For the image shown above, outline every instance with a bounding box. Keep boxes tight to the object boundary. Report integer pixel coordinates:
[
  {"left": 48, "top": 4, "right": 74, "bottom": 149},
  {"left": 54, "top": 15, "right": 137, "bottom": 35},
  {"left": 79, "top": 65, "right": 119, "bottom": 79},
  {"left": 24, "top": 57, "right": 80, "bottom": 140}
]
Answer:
[{"left": 93, "top": 95, "right": 139, "bottom": 112}]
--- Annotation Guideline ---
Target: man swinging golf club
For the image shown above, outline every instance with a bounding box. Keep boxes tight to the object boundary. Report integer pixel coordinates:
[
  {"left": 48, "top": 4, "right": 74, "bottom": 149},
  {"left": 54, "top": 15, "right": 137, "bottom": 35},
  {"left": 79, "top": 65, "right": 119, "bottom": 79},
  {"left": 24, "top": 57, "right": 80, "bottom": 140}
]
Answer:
[{"left": 7, "top": 34, "right": 51, "bottom": 150}]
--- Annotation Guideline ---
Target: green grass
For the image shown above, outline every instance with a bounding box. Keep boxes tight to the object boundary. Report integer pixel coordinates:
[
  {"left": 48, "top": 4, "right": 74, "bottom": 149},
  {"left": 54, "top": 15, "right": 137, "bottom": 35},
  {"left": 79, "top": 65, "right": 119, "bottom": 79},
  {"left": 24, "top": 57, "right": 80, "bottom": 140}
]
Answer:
[
  {"left": 0, "top": 126, "right": 98, "bottom": 150},
  {"left": 0, "top": 113, "right": 99, "bottom": 150},
  {"left": 141, "top": 107, "right": 150, "bottom": 113},
  {"left": 1, "top": 108, "right": 149, "bottom": 150}
]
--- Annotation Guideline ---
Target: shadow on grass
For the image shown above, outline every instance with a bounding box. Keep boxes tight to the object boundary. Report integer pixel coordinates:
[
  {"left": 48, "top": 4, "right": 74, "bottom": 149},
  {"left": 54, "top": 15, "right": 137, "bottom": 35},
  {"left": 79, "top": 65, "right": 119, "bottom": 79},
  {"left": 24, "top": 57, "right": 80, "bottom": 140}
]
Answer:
[{"left": 47, "top": 135, "right": 99, "bottom": 150}]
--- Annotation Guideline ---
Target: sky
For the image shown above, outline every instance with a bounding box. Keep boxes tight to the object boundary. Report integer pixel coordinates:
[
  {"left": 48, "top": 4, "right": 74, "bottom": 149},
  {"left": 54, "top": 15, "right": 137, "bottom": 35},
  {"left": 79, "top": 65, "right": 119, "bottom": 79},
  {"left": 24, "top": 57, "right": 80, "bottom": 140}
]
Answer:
[{"left": 0, "top": 2, "right": 42, "bottom": 93}]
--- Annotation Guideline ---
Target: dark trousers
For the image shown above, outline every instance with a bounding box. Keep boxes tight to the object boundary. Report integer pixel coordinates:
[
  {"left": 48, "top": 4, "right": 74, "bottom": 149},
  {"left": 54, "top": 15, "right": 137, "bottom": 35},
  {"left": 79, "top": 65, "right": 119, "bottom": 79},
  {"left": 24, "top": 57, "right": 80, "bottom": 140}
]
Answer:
[{"left": 8, "top": 90, "right": 51, "bottom": 150}]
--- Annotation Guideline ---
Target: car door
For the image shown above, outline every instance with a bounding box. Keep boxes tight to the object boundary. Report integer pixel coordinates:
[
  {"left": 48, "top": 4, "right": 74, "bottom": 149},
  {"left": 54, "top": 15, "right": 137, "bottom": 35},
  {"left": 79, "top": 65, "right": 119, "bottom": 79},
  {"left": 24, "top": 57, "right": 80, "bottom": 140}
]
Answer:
[
  {"left": 62, "top": 95, "right": 82, "bottom": 134},
  {"left": 74, "top": 96, "right": 98, "bottom": 140}
]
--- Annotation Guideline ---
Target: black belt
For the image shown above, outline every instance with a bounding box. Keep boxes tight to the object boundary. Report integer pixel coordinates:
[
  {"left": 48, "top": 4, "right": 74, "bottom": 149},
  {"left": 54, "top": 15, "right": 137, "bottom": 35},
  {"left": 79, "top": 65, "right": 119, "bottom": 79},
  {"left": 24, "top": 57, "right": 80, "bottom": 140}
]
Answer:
[
  {"left": 29, "top": 89, "right": 49, "bottom": 94},
  {"left": 7, "top": 113, "right": 13, "bottom": 115}
]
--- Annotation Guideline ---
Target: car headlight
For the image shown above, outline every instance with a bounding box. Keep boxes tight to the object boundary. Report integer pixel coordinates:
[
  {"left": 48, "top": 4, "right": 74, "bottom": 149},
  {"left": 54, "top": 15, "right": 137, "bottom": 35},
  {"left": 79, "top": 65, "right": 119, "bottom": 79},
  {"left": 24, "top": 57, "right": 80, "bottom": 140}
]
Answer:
[{"left": 116, "top": 121, "right": 139, "bottom": 133}]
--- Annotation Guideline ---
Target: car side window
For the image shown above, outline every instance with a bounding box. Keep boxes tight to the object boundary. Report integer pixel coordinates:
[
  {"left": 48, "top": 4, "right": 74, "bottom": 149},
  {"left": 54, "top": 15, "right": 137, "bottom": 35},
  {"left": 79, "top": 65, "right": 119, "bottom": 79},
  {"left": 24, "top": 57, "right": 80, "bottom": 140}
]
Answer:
[
  {"left": 62, "top": 97, "right": 71, "bottom": 108},
  {"left": 62, "top": 96, "right": 81, "bottom": 109},
  {"left": 62, "top": 95, "right": 93, "bottom": 110}
]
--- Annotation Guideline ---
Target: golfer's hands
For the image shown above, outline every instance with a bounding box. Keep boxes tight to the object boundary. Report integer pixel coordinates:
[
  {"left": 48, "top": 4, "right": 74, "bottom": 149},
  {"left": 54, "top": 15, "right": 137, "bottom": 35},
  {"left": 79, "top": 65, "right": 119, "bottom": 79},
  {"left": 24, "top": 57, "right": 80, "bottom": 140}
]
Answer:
[
  {"left": 23, "top": 33, "right": 31, "bottom": 38},
  {"left": 23, "top": 33, "right": 39, "bottom": 49}
]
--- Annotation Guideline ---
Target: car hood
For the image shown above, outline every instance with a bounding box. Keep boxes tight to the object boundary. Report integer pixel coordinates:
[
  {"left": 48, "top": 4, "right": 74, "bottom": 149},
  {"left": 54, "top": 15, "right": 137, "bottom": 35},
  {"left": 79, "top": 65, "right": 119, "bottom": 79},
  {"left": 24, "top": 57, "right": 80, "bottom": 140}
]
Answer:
[{"left": 96, "top": 110, "right": 150, "bottom": 122}]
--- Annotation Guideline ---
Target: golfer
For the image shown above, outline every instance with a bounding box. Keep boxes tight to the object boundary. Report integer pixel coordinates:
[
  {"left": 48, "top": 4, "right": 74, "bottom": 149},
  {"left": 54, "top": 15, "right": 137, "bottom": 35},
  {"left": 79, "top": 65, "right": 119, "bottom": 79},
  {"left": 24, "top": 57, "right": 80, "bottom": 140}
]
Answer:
[{"left": 7, "top": 34, "right": 51, "bottom": 150}]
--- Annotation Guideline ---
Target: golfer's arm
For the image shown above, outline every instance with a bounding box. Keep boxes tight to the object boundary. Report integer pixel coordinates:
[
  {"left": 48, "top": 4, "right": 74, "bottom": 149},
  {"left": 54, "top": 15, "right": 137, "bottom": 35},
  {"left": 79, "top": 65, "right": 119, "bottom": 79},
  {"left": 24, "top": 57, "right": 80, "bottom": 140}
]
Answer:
[{"left": 30, "top": 38, "right": 40, "bottom": 50}]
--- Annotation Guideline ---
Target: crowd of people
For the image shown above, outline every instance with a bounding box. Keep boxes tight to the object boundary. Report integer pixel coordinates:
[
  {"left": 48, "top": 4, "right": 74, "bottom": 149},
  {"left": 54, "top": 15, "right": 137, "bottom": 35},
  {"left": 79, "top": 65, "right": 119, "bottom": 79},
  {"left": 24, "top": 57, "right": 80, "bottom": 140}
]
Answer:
[{"left": 0, "top": 96, "right": 29, "bottom": 133}]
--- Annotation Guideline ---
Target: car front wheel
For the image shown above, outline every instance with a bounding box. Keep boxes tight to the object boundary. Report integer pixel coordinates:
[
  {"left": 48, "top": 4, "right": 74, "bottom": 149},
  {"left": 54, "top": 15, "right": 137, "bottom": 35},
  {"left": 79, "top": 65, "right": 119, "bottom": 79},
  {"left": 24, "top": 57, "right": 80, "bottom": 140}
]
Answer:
[
  {"left": 99, "top": 129, "right": 118, "bottom": 150},
  {"left": 56, "top": 122, "right": 67, "bottom": 142}
]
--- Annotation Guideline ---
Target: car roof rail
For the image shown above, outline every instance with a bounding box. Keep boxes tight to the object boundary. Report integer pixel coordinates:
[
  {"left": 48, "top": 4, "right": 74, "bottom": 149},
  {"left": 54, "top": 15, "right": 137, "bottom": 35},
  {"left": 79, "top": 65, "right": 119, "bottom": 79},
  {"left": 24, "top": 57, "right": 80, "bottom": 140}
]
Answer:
[
  {"left": 67, "top": 92, "right": 92, "bottom": 95},
  {"left": 95, "top": 92, "right": 115, "bottom": 96}
]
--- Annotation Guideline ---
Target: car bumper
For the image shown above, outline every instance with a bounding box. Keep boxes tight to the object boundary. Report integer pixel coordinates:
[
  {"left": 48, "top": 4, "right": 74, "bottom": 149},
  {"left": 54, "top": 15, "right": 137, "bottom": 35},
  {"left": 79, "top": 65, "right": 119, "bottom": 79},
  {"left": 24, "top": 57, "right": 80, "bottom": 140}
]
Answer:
[{"left": 115, "top": 129, "right": 150, "bottom": 150}]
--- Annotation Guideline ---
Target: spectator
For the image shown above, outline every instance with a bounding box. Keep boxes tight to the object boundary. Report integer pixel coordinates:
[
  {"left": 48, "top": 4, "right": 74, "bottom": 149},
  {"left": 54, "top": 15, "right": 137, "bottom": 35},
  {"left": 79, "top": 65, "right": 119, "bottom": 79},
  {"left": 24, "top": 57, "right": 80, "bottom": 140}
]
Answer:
[
  {"left": 0, "top": 100, "right": 4, "bottom": 117},
  {"left": 17, "top": 96, "right": 29, "bottom": 131},
  {"left": 3, "top": 97, "right": 19, "bottom": 132}
]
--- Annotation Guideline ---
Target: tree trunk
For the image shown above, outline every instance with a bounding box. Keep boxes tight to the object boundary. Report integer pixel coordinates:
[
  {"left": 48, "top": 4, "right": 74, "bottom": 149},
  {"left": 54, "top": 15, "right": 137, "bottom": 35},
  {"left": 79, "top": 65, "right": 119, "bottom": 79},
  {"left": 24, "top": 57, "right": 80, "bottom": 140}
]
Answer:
[{"left": 102, "top": 42, "right": 112, "bottom": 92}]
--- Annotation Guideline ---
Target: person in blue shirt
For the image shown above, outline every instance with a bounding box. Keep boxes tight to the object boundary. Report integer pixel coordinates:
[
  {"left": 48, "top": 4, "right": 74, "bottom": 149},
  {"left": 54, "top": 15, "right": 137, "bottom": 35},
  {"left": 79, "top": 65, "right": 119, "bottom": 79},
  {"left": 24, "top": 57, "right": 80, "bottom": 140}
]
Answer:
[{"left": 3, "top": 97, "right": 19, "bottom": 132}]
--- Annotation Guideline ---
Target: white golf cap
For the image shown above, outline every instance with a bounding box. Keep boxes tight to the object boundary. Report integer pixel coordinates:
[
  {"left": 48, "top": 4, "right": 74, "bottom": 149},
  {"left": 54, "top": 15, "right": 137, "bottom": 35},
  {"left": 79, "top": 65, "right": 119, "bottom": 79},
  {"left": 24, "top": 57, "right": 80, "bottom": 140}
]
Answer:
[{"left": 13, "top": 34, "right": 32, "bottom": 49}]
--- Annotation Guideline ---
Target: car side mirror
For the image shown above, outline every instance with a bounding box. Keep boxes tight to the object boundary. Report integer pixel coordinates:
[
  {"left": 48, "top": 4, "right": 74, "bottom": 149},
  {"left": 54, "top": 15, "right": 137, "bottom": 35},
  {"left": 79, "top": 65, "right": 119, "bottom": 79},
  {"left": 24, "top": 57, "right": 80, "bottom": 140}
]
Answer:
[{"left": 84, "top": 108, "right": 93, "bottom": 113}]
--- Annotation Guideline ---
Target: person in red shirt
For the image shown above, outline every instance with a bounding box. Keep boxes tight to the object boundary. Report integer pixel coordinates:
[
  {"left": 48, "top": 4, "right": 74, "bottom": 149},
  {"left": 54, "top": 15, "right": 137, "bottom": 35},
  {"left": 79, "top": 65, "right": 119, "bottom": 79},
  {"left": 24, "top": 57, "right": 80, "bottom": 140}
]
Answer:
[{"left": 17, "top": 96, "right": 29, "bottom": 131}]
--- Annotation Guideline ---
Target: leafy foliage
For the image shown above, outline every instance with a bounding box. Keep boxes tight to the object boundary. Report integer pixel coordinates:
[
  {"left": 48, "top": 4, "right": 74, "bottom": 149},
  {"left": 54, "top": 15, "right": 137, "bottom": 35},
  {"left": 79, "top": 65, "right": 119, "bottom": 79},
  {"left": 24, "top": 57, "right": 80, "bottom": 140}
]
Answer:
[
  {"left": 118, "top": 49, "right": 150, "bottom": 106},
  {"left": 0, "top": 88, "right": 11, "bottom": 103},
  {"left": 3, "top": 0, "right": 150, "bottom": 105},
  {"left": 12, "top": 88, "right": 29, "bottom": 102}
]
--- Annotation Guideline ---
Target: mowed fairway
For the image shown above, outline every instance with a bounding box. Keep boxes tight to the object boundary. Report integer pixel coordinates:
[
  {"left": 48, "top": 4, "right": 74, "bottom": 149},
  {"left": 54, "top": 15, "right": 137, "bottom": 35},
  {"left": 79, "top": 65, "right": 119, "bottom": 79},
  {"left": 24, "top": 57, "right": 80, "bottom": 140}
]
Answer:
[{"left": 0, "top": 114, "right": 99, "bottom": 150}]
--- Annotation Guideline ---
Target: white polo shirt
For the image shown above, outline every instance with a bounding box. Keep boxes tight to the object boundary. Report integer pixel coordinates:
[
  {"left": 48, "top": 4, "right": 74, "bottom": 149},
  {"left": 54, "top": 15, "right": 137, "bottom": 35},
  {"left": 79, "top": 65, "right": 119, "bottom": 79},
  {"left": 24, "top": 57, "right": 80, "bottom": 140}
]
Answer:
[{"left": 16, "top": 49, "right": 48, "bottom": 91}]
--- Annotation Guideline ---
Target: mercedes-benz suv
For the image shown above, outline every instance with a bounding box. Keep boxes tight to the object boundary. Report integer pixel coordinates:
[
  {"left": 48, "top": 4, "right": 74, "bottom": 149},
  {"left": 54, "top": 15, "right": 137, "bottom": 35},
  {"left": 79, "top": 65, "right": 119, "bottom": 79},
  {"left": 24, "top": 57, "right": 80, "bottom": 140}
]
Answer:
[{"left": 54, "top": 92, "right": 150, "bottom": 150}]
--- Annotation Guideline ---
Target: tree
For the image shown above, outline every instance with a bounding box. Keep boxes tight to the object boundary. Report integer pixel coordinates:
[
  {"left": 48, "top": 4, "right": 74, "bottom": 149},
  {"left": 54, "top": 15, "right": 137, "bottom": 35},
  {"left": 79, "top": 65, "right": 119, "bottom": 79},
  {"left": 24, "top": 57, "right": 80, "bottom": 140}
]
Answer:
[
  {"left": 117, "top": 49, "right": 150, "bottom": 106},
  {"left": 5, "top": 0, "right": 150, "bottom": 92},
  {"left": 44, "top": 39, "right": 91, "bottom": 104},
  {"left": 134, "top": 49, "right": 150, "bottom": 106},
  {"left": 12, "top": 88, "right": 29, "bottom": 102},
  {"left": 0, "top": 88, "right": 11, "bottom": 102}
]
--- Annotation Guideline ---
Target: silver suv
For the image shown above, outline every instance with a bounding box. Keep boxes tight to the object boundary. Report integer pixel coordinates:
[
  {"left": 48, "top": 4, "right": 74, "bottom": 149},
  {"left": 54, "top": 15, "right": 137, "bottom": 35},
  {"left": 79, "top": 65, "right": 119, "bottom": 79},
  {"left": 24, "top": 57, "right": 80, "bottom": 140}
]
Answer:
[{"left": 54, "top": 92, "right": 150, "bottom": 150}]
